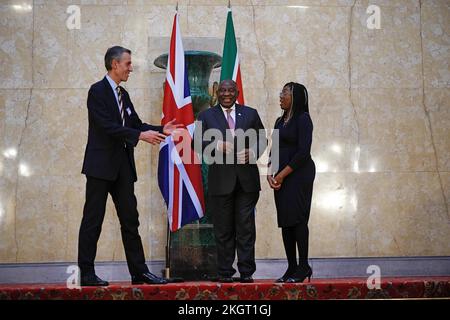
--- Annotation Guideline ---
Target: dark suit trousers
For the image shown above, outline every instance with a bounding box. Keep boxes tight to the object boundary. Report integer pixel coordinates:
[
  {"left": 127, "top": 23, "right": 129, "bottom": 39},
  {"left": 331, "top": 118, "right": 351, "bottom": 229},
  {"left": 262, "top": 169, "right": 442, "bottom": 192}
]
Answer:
[
  {"left": 78, "top": 148, "right": 148, "bottom": 277},
  {"left": 210, "top": 180, "right": 259, "bottom": 277}
]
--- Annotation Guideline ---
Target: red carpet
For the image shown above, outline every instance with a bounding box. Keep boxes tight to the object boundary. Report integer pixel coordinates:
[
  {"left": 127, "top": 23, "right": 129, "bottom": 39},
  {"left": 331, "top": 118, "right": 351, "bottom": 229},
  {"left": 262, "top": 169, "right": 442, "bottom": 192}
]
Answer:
[{"left": 1, "top": 277, "right": 449, "bottom": 300}]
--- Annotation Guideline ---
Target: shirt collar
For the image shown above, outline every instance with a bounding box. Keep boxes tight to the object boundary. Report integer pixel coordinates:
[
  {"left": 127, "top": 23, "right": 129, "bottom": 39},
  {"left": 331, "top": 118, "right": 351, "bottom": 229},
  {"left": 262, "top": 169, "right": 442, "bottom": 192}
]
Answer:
[
  {"left": 220, "top": 104, "right": 235, "bottom": 113},
  {"left": 105, "top": 74, "right": 120, "bottom": 91}
]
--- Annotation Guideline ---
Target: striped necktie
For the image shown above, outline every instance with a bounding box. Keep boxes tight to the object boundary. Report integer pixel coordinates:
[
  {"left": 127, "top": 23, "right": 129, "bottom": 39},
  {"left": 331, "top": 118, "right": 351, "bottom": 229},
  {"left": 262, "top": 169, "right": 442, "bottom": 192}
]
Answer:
[{"left": 116, "top": 86, "right": 125, "bottom": 126}]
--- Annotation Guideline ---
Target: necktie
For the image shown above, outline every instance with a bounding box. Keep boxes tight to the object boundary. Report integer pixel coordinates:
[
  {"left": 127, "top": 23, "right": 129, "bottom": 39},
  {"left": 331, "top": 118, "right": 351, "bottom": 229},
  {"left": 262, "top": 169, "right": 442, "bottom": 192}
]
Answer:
[
  {"left": 226, "top": 109, "right": 235, "bottom": 136},
  {"left": 116, "top": 86, "right": 125, "bottom": 126}
]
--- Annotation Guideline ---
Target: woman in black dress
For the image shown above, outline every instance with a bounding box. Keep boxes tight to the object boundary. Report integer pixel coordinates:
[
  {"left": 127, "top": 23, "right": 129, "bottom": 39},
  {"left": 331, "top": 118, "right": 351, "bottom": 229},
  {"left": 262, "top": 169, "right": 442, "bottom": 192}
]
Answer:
[{"left": 267, "top": 82, "right": 315, "bottom": 283}]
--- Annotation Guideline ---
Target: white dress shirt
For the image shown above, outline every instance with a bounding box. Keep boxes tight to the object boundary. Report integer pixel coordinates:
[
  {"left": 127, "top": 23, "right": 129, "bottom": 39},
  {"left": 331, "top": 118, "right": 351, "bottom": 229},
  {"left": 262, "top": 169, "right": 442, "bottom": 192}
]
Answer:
[
  {"left": 220, "top": 104, "right": 236, "bottom": 125},
  {"left": 105, "top": 74, "right": 122, "bottom": 113},
  {"left": 217, "top": 104, "right": 236, "bottom": 151}
]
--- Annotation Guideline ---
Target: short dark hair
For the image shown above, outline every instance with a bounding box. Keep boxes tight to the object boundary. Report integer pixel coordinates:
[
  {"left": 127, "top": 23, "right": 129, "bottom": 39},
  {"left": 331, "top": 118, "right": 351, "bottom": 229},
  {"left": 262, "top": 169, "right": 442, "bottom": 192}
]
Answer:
[{"left": 104, "top": 46, "right": 131, "bottom": 71}]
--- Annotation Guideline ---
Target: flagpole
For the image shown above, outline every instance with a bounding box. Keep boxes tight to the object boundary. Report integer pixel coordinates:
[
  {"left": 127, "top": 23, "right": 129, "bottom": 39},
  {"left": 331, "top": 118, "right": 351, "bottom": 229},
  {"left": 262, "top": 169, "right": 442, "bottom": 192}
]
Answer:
[
  {"left": 165, "top": 222, "right": 171, "bottom": 279},
  {"left": 163, "top": 1, "right": 178, "bottom": 282},
  {"left": 163, "top": 1, "right": 179, "bottom": 282},
  {"left": 160, "top": 1, "right": 203, "bottom": 283},
  {"left": 165, "top": 221, "right": 184, "bottom": 282}
]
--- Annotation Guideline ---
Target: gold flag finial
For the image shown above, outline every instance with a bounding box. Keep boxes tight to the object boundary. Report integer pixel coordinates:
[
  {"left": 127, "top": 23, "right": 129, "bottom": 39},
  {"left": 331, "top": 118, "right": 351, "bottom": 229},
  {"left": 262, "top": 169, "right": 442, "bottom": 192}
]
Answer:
[{"left": 228, "top": 0, "right": 231, "bottom": 9}]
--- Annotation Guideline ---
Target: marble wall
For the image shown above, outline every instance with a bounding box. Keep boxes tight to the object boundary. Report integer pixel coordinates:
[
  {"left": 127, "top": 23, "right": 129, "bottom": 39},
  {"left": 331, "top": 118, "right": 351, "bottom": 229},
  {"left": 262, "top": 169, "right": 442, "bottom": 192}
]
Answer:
[{"left": 0, "top": 0, "right": 449, "bottom": 264}]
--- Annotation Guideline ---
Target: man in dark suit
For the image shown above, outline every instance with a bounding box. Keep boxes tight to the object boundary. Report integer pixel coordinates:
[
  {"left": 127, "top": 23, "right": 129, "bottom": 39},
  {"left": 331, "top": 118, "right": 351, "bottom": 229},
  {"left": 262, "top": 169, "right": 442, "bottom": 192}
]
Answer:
[
  {"left": 78, "top": 46, "right": 181, "bottom": 286},
  {"left": 194, "top": 80, "right": 267, "bottom": 283}
]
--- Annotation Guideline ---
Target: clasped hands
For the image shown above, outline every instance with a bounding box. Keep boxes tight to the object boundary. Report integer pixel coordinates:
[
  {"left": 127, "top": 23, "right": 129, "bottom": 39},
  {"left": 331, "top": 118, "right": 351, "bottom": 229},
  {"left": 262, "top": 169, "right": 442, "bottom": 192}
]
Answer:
[
  {"left": 216, "top": 140, "right": 254, "bottom": 164},
  {"left": 139, "top": 119, "right": 184, "bottom": 145},
  {"left": 267, "top": 174, "right": 284, "bottom": 190}
]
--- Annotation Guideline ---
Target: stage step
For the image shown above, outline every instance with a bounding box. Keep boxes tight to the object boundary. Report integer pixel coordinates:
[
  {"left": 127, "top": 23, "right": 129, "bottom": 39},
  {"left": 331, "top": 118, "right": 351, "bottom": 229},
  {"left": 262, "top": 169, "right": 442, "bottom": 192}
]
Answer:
[{"left": 1, "top": 277, "right": 449, "bottom": 300}]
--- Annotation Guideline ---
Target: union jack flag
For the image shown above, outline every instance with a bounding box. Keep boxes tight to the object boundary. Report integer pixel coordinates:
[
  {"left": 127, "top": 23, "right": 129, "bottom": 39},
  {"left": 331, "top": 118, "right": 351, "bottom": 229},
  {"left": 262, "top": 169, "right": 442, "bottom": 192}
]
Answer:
[{"left": 158, "top": 12, "right": 205, "bottom": 232}]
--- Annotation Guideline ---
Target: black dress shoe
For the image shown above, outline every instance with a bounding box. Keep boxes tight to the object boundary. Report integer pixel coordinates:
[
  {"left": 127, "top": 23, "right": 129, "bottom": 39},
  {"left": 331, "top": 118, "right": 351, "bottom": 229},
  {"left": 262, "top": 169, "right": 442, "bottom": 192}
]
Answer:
[
  {"left": 276, "top": 267, "right": 297, "bottom": 283},
  {"left": 131, "top": 272, "right": 168, "bottom": 285},
  {"left": 80, "top": 274, "right": 109, "bottom": 287},
  {"left": 240, "top": 276, "right": 254, "bottom": 283},
  {"left": 286, "top": 265, "right": 312, "bottom": 283},
  {"left": 218, "top": 276, "right": 234, "bottom": 283}
]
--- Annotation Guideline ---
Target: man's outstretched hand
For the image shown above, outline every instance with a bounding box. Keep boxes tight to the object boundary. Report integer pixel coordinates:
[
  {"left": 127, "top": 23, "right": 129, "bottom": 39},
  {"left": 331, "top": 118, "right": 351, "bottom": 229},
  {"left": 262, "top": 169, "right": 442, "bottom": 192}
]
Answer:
[
  {"left": 139, "top": 119, "right": 185, "bottom": 145},
  {"left": 163, "top": 118, "right": 184, "bottom": 135},
  {"left": 139, "top": 130, "right": 167, "bottom": 145}
]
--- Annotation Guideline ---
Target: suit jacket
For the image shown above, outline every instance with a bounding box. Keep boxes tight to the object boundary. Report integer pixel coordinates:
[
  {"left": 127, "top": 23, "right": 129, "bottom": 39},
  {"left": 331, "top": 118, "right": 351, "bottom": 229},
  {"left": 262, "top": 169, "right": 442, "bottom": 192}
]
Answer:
[
  {"left": 194, "top": 104, "right": 267, "bottom": 196},
  {"left": 81, "top": 77, "right": 162, "bottom": 182}
]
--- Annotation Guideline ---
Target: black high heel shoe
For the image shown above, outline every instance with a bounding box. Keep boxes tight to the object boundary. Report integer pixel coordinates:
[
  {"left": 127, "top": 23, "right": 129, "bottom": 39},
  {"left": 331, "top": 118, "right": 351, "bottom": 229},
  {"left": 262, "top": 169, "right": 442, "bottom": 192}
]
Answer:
[
  {"left": 286, "top": 265, "right": 312, "bottom": 283},
  {"left": 275, "top": 267, "right": 297, "bottom": 283}
]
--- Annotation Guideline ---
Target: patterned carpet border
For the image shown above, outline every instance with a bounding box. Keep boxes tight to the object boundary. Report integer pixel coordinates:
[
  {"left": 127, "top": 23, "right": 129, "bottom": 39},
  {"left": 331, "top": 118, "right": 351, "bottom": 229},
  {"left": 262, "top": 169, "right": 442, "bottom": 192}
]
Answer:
[{"left": 1, "top": 277, "right": 449, "bottom": 300}]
